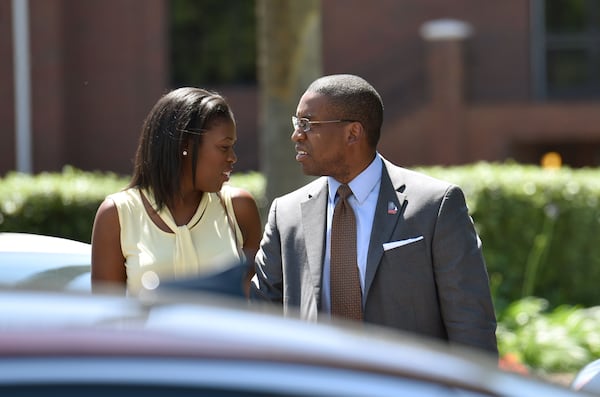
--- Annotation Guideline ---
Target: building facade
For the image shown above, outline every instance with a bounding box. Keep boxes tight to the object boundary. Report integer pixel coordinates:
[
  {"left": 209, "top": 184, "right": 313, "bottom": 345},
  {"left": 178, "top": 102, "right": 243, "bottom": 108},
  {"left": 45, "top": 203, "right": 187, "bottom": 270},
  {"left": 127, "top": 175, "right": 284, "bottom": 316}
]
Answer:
[{"left": 2, "top": 0, "right": 600, "bottom": 176}]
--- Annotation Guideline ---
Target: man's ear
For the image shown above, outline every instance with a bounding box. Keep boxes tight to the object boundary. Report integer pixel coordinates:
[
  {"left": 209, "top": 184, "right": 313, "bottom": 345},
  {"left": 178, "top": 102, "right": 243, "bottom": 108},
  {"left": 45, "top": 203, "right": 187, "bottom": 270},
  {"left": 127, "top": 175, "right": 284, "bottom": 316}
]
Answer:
[{"left": 346, "top": 121, "right": 364, "bottom": 145}]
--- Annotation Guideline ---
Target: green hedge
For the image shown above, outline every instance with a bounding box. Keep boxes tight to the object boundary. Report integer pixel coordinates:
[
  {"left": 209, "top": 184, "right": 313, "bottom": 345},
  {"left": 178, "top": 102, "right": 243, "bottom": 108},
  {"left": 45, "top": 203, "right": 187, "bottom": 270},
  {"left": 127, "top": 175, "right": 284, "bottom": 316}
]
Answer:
[
  {"left": 0, "top": 166, "right": 129, "bottom": 243},
  {"left": 0, "top": 166, "right": 266, "bottom": 244},
  {"left": 2, "top": 163, "right": 599, "bottom": 310},
  {"left": 416, "top": 162, "right": 600, "bottom": 311}
]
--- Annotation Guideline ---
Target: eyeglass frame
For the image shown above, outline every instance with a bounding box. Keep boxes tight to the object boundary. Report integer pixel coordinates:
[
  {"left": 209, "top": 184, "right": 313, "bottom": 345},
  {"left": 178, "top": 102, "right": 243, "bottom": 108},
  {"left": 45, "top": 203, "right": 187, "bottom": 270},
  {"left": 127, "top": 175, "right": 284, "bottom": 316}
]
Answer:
[{"left": 292, "top": 116, "right": 357, "bottom": 133}]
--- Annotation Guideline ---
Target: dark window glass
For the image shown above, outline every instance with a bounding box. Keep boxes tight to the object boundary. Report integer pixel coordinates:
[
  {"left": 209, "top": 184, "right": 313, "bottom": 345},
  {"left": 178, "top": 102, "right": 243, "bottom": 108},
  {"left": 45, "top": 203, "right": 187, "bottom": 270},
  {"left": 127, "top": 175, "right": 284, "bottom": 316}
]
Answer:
[
  {"left": 547, "top": 49, "right": 589, "bottom": 87},
  {"left": 544, "top": 0, "right": 600, "bottom": 99},
  {"left": 546, "top": 0, "right": 585, "bottom": 33},
  {"left": 169, "top": 0, "right": 257, "bottom": 87}
]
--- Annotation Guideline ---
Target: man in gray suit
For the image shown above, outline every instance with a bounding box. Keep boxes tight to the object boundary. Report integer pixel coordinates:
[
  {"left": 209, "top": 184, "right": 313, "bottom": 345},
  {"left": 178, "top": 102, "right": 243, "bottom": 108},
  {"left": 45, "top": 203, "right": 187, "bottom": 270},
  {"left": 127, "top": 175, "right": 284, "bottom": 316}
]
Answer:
[{"left": 250, "top": 74, "right": 498, "bottom": 356}]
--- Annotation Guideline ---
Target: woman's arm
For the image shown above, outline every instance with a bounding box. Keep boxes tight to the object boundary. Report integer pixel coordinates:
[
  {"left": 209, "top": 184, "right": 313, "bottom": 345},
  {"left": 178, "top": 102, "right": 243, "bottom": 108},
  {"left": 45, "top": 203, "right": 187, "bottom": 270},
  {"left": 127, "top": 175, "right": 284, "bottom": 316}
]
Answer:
[
  {"left": 91, "top": 198, "right": 127, "bottom": 294},
  {"left": 230, "top": 187, "right": 262, "bottom": 297}
]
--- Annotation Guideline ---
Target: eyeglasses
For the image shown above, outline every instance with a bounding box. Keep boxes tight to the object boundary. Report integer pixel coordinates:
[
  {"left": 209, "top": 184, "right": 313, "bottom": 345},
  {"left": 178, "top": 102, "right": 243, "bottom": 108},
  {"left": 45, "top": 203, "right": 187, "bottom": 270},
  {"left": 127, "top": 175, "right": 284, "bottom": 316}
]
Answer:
[{"left": 292, "top": 116, "right": 356, "bottom": 133}]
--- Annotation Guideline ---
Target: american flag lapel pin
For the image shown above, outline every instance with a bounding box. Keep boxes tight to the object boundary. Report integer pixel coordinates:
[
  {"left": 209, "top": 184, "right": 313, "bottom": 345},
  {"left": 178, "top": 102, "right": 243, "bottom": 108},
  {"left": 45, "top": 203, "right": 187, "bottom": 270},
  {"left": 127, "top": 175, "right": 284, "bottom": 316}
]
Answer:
[{"left": 387, "top": 201, "right": 398, "bottom": 215}]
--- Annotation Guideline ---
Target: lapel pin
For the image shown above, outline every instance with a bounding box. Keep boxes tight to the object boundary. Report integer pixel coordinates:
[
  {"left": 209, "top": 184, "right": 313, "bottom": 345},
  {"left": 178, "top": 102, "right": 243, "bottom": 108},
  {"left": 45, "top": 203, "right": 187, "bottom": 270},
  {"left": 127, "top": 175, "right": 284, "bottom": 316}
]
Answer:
[{"left": 387, "top": 201, "right": 398, "bottom": 215}]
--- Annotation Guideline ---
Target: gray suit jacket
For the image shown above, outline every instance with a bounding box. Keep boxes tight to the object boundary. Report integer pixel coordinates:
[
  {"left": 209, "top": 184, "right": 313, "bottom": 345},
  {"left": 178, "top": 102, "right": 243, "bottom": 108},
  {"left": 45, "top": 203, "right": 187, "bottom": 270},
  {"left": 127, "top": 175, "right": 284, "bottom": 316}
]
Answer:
[{"left": 251, "top": 157, "right": 498, "bottom": 355}]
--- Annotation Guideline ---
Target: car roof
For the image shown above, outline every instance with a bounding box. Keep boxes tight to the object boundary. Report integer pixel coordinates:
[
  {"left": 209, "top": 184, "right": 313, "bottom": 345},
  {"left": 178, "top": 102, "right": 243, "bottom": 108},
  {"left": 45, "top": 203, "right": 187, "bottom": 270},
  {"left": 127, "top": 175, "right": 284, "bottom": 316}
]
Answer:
[
  {"left": 0, "top": 232, "right": 91, "bottom": 254},
  {"left": 0, "top": 232, "right": 90, "bottom": 291}
]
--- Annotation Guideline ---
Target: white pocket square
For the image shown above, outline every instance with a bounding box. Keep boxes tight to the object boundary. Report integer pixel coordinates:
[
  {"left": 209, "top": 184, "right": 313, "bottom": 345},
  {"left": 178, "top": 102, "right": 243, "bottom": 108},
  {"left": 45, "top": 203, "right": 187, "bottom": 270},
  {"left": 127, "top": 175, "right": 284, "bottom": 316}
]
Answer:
[{"left": 383, "top": 236, "right": 424, "bottom": 251}]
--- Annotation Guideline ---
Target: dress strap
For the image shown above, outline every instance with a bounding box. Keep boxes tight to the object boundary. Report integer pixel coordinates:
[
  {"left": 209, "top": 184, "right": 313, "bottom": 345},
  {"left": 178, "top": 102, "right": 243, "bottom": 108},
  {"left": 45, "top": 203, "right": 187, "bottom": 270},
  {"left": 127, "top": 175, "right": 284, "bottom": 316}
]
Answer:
[{"left": 217, "top": 186, "right": 245, "bottom": 260}]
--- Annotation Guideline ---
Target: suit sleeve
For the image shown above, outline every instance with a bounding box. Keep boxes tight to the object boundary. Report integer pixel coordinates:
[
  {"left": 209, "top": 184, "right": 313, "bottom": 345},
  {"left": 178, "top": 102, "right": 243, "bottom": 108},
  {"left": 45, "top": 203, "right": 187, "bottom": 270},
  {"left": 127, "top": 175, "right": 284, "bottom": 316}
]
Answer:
[
  {"left": 432, "top": 185, "right": 498, "bottom": 356},
  {"left": 250, "top": 198, "right": 284, "bottom": 306}
]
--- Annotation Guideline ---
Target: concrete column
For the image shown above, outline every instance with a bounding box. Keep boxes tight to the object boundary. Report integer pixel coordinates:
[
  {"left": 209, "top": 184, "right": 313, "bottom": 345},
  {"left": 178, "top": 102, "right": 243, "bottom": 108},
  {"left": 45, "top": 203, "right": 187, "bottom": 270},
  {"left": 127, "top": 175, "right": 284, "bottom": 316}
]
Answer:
[
  {"left": 420, "top": 19, "right": 473, "bottom": 164},
  {"left": 12, "top": 0, "right": 32, "bottom": 173},
  {"left": 421, "top": 18, "right": 472, "bottom": 107}
]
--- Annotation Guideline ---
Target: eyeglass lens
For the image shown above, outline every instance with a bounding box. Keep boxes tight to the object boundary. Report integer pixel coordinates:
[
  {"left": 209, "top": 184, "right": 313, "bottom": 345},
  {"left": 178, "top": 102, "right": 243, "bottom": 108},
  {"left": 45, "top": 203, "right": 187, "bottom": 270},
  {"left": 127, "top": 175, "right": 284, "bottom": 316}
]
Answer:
[{"left": 292, "top": 116, "right": 310, "bottom": 132}]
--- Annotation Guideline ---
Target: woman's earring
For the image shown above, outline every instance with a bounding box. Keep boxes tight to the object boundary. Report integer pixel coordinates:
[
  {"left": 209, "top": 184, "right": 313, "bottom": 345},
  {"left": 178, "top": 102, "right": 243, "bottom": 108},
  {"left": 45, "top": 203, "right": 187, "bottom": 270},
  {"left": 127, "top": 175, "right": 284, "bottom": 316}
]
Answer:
[{"left": 182, "top": 150, "right": 188, "bottom": 156}]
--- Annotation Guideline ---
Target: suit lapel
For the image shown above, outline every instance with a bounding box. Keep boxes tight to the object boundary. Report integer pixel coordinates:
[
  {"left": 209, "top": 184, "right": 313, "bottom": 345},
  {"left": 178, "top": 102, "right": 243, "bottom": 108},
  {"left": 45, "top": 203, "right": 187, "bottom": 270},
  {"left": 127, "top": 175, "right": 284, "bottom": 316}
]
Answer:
[
  {"left": 301, "top": 179, "right": 328, "bottom": 298},
  {"left": 364, "top": 162, "right": 406, "bottom": 302}
]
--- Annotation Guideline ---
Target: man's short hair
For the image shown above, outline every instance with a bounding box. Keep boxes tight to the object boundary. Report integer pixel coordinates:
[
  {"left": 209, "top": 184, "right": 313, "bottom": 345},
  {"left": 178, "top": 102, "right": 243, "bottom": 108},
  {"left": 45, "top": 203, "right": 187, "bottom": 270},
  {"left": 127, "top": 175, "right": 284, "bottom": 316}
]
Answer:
[{"left": 306, "top": 74, "right": 384, "bottom": 147}]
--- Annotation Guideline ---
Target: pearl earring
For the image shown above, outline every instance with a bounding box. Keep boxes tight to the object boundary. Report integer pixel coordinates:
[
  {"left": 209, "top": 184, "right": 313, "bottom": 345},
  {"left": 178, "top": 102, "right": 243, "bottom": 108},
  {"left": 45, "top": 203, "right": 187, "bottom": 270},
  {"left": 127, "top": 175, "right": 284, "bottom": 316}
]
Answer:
[{"left": 182, "top": 150, "right": 188, "bottom": 156}]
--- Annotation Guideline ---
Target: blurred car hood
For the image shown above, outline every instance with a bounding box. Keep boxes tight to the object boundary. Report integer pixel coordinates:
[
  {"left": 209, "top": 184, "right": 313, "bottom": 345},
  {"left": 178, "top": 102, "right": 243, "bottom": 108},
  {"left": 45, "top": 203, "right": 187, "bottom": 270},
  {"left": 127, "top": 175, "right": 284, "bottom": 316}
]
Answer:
[{"left": 0, "top": 288, "right": 591, "bottom": 397}]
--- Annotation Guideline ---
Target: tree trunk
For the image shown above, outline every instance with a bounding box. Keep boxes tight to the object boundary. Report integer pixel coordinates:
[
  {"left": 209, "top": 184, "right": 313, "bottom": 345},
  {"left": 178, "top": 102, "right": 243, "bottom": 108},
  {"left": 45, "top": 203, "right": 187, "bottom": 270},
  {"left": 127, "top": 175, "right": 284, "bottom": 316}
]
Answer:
[{"left": 256, "top": 0, "right": 322, "bottom": 205}]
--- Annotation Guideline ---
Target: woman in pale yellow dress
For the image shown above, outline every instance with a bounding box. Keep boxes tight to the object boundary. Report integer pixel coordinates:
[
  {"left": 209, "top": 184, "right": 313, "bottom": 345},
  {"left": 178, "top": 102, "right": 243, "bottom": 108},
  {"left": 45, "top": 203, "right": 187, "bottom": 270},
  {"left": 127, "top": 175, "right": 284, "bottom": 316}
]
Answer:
[{"left": 91, "top": 87, "right": 262, "bottom": 297}]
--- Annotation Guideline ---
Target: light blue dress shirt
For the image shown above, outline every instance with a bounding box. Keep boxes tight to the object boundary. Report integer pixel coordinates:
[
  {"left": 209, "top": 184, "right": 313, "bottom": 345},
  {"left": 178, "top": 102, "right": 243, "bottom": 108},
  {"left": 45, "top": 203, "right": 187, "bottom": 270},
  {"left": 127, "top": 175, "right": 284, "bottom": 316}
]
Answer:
[{"left": 320, "top": 153, "right": 382, "bottom": 314}]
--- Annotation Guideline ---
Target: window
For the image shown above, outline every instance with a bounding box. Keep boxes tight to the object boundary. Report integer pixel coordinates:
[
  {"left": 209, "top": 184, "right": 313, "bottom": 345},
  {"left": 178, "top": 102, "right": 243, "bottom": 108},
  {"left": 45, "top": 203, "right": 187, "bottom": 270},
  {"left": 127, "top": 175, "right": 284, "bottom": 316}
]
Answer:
[
  {"left": 533, "top": 0, "right": 600, "bottom": 99},
  {"left": 169, "top": 0, "right": 257, "bottom": 87}
]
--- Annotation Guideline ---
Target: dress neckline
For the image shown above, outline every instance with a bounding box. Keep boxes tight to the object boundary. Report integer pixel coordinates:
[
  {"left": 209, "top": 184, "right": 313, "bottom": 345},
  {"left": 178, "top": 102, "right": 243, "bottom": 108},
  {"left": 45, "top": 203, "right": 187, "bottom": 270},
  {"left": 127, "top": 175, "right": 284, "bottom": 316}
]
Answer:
[{"left": 139, "top": 188, "right": 209, "bottom": 232}]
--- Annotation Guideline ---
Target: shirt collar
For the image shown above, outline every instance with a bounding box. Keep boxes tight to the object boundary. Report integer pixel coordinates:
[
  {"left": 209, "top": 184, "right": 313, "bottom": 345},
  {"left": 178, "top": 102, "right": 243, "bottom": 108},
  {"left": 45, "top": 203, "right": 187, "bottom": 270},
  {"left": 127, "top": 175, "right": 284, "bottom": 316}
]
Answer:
[{"left": 328, "top": 153, "right": 382, "bottom": 204}]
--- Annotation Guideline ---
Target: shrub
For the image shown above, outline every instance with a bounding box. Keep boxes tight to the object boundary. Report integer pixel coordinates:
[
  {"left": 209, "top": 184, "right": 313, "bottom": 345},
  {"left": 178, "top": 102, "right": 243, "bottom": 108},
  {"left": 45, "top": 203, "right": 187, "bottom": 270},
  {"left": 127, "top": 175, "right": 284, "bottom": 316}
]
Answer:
[
  {"left": 497, "top": 296, "right": 600, "bottom": 374},
  {"left": 417, "top": 162, "right": 600, "bottom": 310},
  {"left": 0, "top": 167, "right": 265, "bottom": 244},
  {"left": 0, "top": 166, "right": 128, "bottom": 243}
]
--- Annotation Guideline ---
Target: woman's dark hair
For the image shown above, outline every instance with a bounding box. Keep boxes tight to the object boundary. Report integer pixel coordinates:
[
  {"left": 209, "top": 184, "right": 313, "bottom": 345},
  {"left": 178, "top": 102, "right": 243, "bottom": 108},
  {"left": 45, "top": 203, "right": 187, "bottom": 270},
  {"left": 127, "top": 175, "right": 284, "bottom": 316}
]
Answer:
[{"left": 129, "top": 87, "right": 235, "bottom": 210}]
